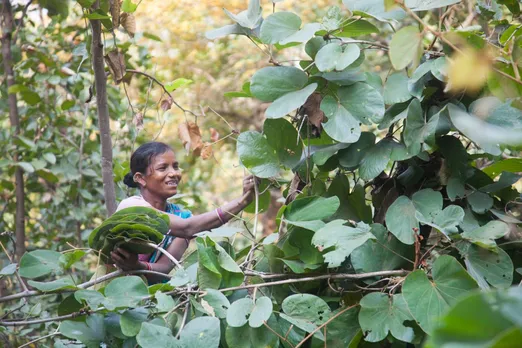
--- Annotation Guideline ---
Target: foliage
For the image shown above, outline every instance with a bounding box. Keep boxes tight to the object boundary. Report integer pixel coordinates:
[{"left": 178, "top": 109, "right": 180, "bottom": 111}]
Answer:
[{"left": 2, "top": 0, "right": 522, "bottom": 347}]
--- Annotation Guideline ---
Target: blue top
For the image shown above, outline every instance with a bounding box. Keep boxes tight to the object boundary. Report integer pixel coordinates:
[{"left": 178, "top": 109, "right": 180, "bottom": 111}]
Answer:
[{"left": 148, "top": 202, "right": 192, "bottom": 263}]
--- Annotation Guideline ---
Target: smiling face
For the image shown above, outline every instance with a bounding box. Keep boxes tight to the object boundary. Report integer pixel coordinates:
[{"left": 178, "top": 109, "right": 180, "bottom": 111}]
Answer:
[{"left": 137, "top": 150, "right": 181, "bottom": 201}]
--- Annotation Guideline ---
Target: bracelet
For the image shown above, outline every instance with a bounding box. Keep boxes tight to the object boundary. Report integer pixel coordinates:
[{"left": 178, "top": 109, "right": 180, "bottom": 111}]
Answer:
[
  {"left": 143, "top": 262, "right": 152, "bottom": 271},
  {"left": 215, "top": 208, "right": 226, "bottom": 225}
]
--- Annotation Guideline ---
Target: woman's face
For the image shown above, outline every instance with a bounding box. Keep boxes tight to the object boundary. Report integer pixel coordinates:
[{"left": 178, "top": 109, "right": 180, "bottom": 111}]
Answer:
[{"left": 140, "top": 150, "right": 181, "bottom": 200}]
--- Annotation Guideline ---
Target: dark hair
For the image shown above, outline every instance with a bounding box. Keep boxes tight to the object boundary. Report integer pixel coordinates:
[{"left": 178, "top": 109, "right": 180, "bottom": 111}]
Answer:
[{"left": 123, "top": 142, "right": 173, "bottom": 188}]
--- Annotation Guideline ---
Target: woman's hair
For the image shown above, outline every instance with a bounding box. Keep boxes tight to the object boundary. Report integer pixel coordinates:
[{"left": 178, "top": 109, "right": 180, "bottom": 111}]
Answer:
[{"left": 123, "top": 142, "right": 173, "bottom": 188}]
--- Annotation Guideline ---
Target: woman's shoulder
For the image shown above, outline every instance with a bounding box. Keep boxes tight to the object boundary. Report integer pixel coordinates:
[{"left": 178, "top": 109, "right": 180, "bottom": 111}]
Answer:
[{"left": 116, "top": 195, "right": 152, "bottom": 211}]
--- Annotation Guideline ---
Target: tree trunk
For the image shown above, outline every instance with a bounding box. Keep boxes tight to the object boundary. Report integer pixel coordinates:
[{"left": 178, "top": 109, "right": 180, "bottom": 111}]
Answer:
[
  {"left": 1, "top": 0, "right": 26, "bottom": 260},
  {"left": 89, "top": 1, "right": 117, "bottom": 216}
]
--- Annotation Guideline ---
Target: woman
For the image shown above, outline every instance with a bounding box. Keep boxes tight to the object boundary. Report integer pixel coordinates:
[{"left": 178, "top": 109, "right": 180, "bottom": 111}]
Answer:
[{"left": 111, "top": 141, "right": 256, "bottom": 280}]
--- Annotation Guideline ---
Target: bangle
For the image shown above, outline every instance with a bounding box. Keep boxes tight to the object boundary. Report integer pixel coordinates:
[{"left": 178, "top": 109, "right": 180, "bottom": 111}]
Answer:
[
  {"left": 143, "top": 262, "right": 152, "bottom": 271},
  {"left": 215, "top": 208, "right": 226, "bottom": 225}
]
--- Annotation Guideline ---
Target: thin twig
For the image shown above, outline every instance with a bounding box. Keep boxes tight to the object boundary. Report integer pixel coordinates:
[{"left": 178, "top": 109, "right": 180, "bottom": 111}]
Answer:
[
  {"left": 295, "top": 305, "right": 358, "bottom": 348},
  {"left": 176, "top": 286, "right": 191, "bottom": 338},
  {"left": 145, "top": 242, "right": 182, "bottom": 269},
  {"left": 263, "top": 322, "right": 295, "bottom": 348},
  {"left": 126, "top": 69, "right": 197, "bottom": 116},
  {"left": 17, "top": 331, "right": 60, "bottom": 348}
]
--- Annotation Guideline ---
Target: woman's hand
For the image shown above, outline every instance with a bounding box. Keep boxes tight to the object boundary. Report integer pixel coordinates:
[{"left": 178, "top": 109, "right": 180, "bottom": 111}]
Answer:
[
  {"left": 242, "top": 175, "right": 259, "bottom": 204},
  {"left": 111, "top": 248, "right": 145, "bottom": 271}
]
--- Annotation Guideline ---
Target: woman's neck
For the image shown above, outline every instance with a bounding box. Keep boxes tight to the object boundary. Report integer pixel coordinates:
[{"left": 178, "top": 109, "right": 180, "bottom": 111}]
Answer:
[{"left": 140, "top": 190, "right": 167, "bottom": 211}]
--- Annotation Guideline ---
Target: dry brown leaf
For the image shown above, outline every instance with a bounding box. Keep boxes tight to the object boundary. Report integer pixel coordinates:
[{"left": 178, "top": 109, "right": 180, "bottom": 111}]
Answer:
[
  {"left": 120, "top": 12, "right": 136, "bottom": 38},
  {"left": 160, "top": 98, "right": 172, "bottom": 111},
  {"left": 201, "top": 142, "right": 213, "bottom": 160},
  {"left": 302, "top": 92, "right": 324, "bottom": 128},
  {"left": 104, "top": 50, "right": 126, "bottom": 84},
  {"left": 110, "top": 0, "right": 121, "bottom": 28},
  {"left": 210, "top": 128, "right": 219, "bottom": 142},
  {"left": 178, "top": 121, "right": 204, "bottom": 156},
  {"left": 133, "top": 112, "right": 143, "bottom": 129}
]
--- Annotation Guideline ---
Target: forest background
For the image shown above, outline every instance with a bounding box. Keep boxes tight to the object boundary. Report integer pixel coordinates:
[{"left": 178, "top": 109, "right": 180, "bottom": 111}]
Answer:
[{"left": 1, "top": 0, "right": 522, "bottom": 347}]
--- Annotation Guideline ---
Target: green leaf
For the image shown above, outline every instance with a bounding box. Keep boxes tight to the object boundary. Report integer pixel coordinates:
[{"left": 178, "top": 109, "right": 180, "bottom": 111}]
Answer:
[
  {"left": 280, "top": 23, "right": 322, "bottom": 45},
  {"left": 384, "top": 73, "right": 412, "bottom": 104},
  {"left": 325, "top": 306, "right": 362, "bottom": 347},
  {"left": 169, "top": 267, "right": 190, "bottom": 287},
  {"left": 122, "top": 0, "right": 138, "bottom": 13},
  {"left": 205, "top": 23, "right": 253, "bottom": 40},
  {"left": 404, "top": 98, "right": 439, "bottom": 154},
  {"left": 121, "top": 308, "right": 148, "bottom": 337},
  {"left": 282, "top": 293, "right": 331, "bottom": 324},
  {"left": 284, "top": 196, "right": 340, "bottom": 221},
  {"left": 155, "top": 292, "right": 176, "bottom": 313},
  {"left": 84, "top": 12, "right": 111, "bottom": 19},
  {"left": 457, "top": 241, "right": 514, "bottom": 289},
  {"left": 77, "top": 0, "right": 96, "bottom": 8},
  {"left": 461, "top": 221, "right": 509, "bottom": 250},
  {"left": 411, "top": 188, "right": 443, "bottom": 219},
  {"left": 260, "top": 12, "right": 301, "bottom": 44},
  {"left": 483, "top": 159, "right": 522, "bottom": 178},
  {"left": 19, "top": 250, "right": 62, "bottom": 279},
  {"left": 480, "top": 171, "right": 521, "bottom": 193},
  {"left": 342, "top": 0, "right": 405, "bottom": 21},
  {"left": 320, "top": 95, "right": 362, "bottom": 143},
  {"left": 406, "top": 0, "right": 462, "bottom": 11},
  {"left": 284, "top": 219, "right": 325, "bottom": 232},
  {"left": 61, "top": 314, "right": 106, "bottom": 347},
  {"left": 59, "top": 250, "right": 86, "bottom": 270},
  {"left": 178, "top": 316, "right": 221, "bottom": 348},
  {"left": 280, "top": 259, "right": 322, "bottom": 273},
  {"left": 359, "top": 293, "right": 416, "bottom": 342},
  {"left": 447, "top": 176, "right": 465, "bottom": 201},
  {"left": 265, "top": 83, "right": 317, "bottom": 119},
  {"left": 237, "top": 131, "right": 279, "bottom": 178},
  {"left": 0, "top": 263, "right": 17, "bottom": 276},
  {"left": 43, "top": 152, "right": 57, "bottom": 164},
  {"left": 224, "top": 0, "right": 262, "bottom": 29},
  {"left": 249, "top": 297, "right": 273, "bottom": 328},
  {"left": 103, "top": 276, "right": 149, "bottom": 310},
  {"left": 428, "top": 287, "right": 522, "bottom": 347},
  {"left": 251, "top": 66, "right": 308, "bottom": 102},
  {"left": 74, "top": 290, "right": 105, "bottom": 309},
  {"left": 337, "top": 82, "right": 385, "bottom": 125},
  {"left": 202, "top": 289, "right": 230, "bottom": 319},
  {"left": 264, "top": 118, "right": 302, "bottom": 169},
  {"left": 28, "top": 278, "right": 76, "bottom": 292},
  {"left": 337, "top": 20, "right": 379, "bottom": 37},
  {"left": 416, "top": 205, "right": 465, "bottom": 238},
  {"left": 468, "top": 191, "right": 494, "bottom": 214},
  {"left": 136, "top": 322, "right": 179, "bottom": 348},
  {"left": 385, "top": 196, "right": 418, "bottom": 245},
  {"left": 352, "top": 224, "right": 413, "bottom": 275},
  {"left": 315, "top": 43, "right": 361, "bottom": 72},
  {"left": 358, "top": 140, "right": 392, "bottom": 181},
  {"left": 403, "top": 255, "right": 478, "bottom": 333},
  {"left": 164, "top": 78, "right": 192, "bottom": 92},
  {"left": 226, "top": 315, "right": 280, "bottom": 348},
  {"left": 389, "top": 26, "right": 423, "bottom": 70},
  {"left": 227, "top": 298, "right": 255, "bottom": 327},
  {"left": 312, "top": 220, "right": 375, "bottom": 268},
  {"left": 338, "top": 132, "right": 376, "bottom": 169}
]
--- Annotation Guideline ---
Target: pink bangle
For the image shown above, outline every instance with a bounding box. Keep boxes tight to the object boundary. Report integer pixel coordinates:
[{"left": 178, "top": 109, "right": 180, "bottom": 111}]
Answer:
[
  {"left": 215, "top": 207, "right": 227, "bottom": 224},
  {"left": 143, "top": 262, "right": 152, "bottom": 271}
]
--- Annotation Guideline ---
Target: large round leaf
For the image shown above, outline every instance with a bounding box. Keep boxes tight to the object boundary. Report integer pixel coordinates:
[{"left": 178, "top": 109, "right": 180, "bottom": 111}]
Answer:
[
  {"left": 264, "top": 118, "right": 301, "bottom": 169},
  {"left": 136, "top": 322, "right": 179, "bottom": 348},
  {"left": 19, "top": 250, "right": 62, "bottom": 279},
  {"left": 338, "top": 82, "right": 385, "bottom": 124},
  {"left": 359, "top": 293, "right": 416, "bottom": 342},
  {"left": 249, "top": 296, "right": 273, "bottom": 328},
  {"left": 27, "top": 278, "right": 77, "bottom": 292},
  {"left": 342, "top": 0, "right": 405, "bottom": 21},
  {"left": 237, "top": 131, "right": 280, "bottom": 178},
  {"left": 383, "top": 73, "right": 412, "bottom": 104},
  {"left": 352, "top": 223, "right": 413, "bottom": 275},
  {"left": 61, "top": 314, "right": 106, "bottom": 347},
  {"left": 389, "top": 26, "right": 423, "bottom": 70},
  {"left": 250, "top": 66, "right": 308, "bottom": 102},
  {"left": 202, "top": 289, "right": 230, "bottom": 319},
  {"left": 103, "top": 276, "right": 149, "bottom": 310},
  {"left": 358, "top": 140, "right": 392, "bottom": 181},
  {"left": 320, "top": 95, "right": 361, "bottom": 143},
  {"left": 265, "top": 83, "right": 317, "bottom": 119},
  {"left": 259, "top": 12, "right": 301, "bottom": 44},
  {"left": 385, "top": 196, "right": 418, "bottom": 245},
  {"left": 403, "top": 255, "right": 478, "bottom": 333},
  {"left": 312, "top": 220, "right": 375, "bottom": 268},
  {"left": 227, "top": 298, "right": 255, "bottom": 327},
  {"left": 411, "top": 188, "right": 443, "bottom": 220},
  {"left": 178, "top": 317, "right": 221, "bottom": 348},
  {"left": 282, "top": 293, "right": 331, "bottom": 323},
  {"left": 315, "top": 43, "right": 361, "bottom": 72},
  {"left": 457, "top": 241, "right": 514, "bottom": 289},
  {"left": 284, "top": 195, "right": 340, "bottom": 222},
  {"left": 338, "top": 132, "right": 376, "bottom": 169}
]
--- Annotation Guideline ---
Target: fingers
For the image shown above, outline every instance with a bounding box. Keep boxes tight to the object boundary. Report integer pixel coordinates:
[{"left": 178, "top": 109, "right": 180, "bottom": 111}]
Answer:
[{"left": 115, "top": 247, "right": 131, "bottom": 258}]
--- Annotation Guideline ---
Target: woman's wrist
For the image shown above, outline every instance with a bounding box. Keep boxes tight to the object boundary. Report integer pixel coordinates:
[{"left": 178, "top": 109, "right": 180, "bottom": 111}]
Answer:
[{"left": 138, "top": 261, "right": 150, "bottom": 271}]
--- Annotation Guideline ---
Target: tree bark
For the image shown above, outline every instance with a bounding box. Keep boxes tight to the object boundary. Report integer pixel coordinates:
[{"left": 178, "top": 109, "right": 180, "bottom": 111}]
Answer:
[
  {"left": 1, "top": 0, "right": 26, "bottom": 260},
  {"left": 89, "top": 1, "right": 117, "bottom": 216}
]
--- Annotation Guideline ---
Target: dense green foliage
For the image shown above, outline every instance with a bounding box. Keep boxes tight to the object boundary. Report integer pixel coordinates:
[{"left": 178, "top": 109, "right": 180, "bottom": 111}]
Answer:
[{"left": 1, "top": 0, "right": 522, "bottom": 347}]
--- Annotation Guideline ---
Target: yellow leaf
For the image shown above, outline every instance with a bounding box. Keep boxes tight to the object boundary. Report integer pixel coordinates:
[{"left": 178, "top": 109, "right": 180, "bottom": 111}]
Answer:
[{"left": 447, "top": 48, "right": 492, "bottom": 93}]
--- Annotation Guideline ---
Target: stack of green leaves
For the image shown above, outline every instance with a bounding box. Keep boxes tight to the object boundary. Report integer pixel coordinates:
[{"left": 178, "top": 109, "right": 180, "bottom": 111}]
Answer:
[{"left": 88, "top": 207, "right": 170, "bottom": 263}]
